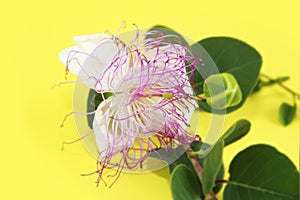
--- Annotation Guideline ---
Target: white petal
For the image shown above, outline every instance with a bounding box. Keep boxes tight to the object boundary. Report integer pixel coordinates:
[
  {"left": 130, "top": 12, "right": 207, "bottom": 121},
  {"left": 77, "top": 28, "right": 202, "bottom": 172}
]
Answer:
[
  {"left": 93, "top": 95, "right": 140, "bottom": 155},
  {"left": 92, "top": 39, "right": 119, "bottom": 65},
  {"left": 93, "top": 125, "right": 109, "bottom": 154},
  {"left": 59, "top": 34, "right": 108, "bottom": 69},
  {"left": 93, "top": 98, "right": 111, "bottom": 153},
  {"left": 73, "top": 34, "right": 108, "bottom": 53},
  {"left": 78, "top": 38, "right": 119, "bottom": 90},
  {"left": 58, "top": 46, "right": 87, "bottom": 75},
  {"left": 59, "top": 36, "right": 119, "bottom": 91}
]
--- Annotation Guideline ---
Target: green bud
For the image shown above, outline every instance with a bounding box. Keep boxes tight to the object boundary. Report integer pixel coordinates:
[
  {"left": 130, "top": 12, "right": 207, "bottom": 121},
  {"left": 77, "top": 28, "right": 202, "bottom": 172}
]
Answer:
[{"left": 203, "top": 73, "right": 242, "bottom": 109}]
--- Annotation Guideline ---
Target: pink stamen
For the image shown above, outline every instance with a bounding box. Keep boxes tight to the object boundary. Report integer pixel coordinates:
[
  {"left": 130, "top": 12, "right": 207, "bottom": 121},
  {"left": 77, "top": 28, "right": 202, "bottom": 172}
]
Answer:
[{"left": 67, "top": 28, "right": 202, "bottom": 186}]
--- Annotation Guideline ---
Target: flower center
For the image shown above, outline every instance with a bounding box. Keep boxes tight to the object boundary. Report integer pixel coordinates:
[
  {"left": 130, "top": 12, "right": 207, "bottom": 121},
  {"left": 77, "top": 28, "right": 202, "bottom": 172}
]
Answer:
[{"left": 129, "top": 91, "right": 174, "bottom": 104}]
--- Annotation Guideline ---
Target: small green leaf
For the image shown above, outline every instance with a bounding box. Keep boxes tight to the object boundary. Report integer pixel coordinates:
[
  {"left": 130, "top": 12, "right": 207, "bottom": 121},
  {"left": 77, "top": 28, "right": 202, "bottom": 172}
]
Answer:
[
  {"left": 199, "top": 140, "right": 224, "bottom": 195},
  {"left": 222, "top": 119, "right": 251, "bottom": 146},
  {"left": 203, "top": 73, "right": 242, "bottom": 109},
  {"left": 279, "top": 102, "right": 296, "bottom": 126},
  {"left": 275, "top": 76, "right": 290, "bottom": 83},
  {"left": 191, "top": 37, "right": 262, "bottom": 113},
  {"left": 224, "top": 144, "right": 299, "bottom": 200},
  {"left": 190, "top": 141, "right": 203, "bottom": 151},
  {"left": 171, "top": 164, "right": 203, "bottom": 200}
]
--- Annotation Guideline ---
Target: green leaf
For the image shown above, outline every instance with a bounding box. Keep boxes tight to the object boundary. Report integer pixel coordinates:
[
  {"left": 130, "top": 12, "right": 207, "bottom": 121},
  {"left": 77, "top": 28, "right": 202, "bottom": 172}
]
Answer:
[
  {"left": 279, "top": 103, "right": 297, "bottom": 126},
  {"left": 224, "top": 144, "right": 299, "bottom": 200},
  {"left": 171, "top": 164, "right": 203, "bottom": 200},
  {"left": 147, "top": 25, "right": 189, "bottom": 47},
  {"left": 199, "top": 140, "right": 224, "bottom": 195},
  {"left": 86, "top": 89, "right": 112, "bottom": 128},
  {"left": 222, "top": 119, "right": 251, "bottom": 146},
  {"left": 193, "top": 120, "right": 250, "bottom": 195},
  {"left": 190, "top": 141, "right": 203, "bottom": 151},
  {"left": 191, "top": 37, "right": 262, "bottom": 113},
  {"left": 275, "top": 76, "right": 290, "bottom": 83}
]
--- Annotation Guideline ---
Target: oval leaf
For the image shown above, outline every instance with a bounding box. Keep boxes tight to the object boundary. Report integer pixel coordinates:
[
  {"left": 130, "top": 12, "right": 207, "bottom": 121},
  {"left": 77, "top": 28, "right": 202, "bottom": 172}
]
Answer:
[
  {"left": 171, "top": 164, "right": 203, "bottom": 200},
  {"left": 275, "top": 76, "right": 290, "bottom": 83},
  {"left": 279, "top": 102, "right": 296, "bottom": 126},
  {"left": 191, "top": 37, "right": 262, "bottom": 113},
  {"left": 224, "top": 144, "right": 299, "bottom": 200},
  {"left": 222, "top": 119, "right": 251, "bottom": 146},
  {"left": 199, "top": 140, "right": 224, "bottom": 195}
]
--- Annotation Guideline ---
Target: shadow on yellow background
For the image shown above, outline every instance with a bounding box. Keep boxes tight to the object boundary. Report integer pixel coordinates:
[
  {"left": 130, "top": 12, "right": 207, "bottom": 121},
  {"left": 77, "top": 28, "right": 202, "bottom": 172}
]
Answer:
[{"left": 1, "top": 0, "right": 299, "bottom": 199}]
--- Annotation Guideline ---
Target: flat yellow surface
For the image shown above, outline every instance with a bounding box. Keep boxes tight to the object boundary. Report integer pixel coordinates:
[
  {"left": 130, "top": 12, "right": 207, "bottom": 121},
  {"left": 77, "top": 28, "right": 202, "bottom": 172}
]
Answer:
[{"left": 1, "top": 0, "right": 299, "bottom": 199}]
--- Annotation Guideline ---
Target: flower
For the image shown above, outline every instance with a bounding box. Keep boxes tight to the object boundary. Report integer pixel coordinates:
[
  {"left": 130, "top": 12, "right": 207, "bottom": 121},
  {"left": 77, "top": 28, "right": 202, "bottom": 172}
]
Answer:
[{"left": 59, "top": 29, "right": 201, "bottom": 186}]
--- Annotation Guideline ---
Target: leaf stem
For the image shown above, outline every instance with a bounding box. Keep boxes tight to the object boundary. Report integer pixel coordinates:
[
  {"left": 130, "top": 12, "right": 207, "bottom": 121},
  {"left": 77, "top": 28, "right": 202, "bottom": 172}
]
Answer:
[
  {"left": 260, "top": 74, "right": 300, "bottom": 99},
  {"left": 215, "top": 179, "right": 228, "bottom": 184},
  {"left": 190, "top": 156, "right": 203, "bottom": 177}
]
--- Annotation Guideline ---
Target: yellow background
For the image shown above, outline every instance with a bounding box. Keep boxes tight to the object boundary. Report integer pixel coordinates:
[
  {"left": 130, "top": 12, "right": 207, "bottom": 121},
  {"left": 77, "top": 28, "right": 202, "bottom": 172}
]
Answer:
[{"left": 1, "top": 0, "right": 299, "bottom": 199}]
